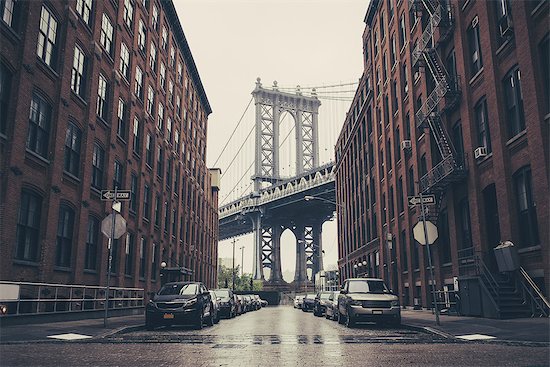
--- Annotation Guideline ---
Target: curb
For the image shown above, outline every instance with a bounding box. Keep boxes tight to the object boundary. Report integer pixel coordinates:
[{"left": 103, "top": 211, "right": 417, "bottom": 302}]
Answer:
[
  {"left": 402, "top": 323, "right": 456, "bottom": 340},
  {"left": 96, "top": 324, "right": 145, "bottom": 339}
]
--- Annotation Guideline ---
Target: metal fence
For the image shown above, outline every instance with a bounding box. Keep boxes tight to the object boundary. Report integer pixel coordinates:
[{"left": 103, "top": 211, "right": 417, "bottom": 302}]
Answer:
[{"left": 0, "top": 281, "right": 144, "bottom": 316}]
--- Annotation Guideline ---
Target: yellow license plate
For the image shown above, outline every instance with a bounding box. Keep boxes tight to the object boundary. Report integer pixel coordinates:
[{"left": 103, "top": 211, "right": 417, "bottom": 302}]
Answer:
[
  {"left": 163, "top": 313, "right": 174, "bottom": 319},
  {"left": 372, "top": 310, "right": 383, "bottom": 315}
]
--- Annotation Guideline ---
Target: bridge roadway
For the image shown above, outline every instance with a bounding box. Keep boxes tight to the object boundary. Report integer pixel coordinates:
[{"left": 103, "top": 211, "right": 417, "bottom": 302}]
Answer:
[{"left": 219, "top": 162, "right": 336, "bottom": 241}]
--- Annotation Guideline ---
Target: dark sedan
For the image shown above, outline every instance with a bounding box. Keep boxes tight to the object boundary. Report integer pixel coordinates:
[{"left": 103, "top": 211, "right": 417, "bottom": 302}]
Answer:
[
  {"left": 146, "top": 282, "right": 214, "bottom": 330},
  {"left": 313, "top": 291, "right": 332, "bottom": 317},
  {"left": 301, "top": 294, "right": 316, "bottom": 312},
  {"left": 213, "top": 288, "right": 236, "bottom": 318}
]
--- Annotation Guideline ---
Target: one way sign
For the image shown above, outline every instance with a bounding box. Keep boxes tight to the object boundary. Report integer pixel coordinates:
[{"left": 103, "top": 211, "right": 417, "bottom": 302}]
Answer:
[
  {"left": 101, "top": 190, "right": 131, "bottom": 201},
  {"left": 408, "top": 195, "right": 436, "bottom": 207}
]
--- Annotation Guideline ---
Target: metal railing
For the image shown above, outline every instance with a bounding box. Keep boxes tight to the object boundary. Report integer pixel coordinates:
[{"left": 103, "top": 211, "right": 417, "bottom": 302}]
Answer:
[
  {"left": 0, "top": 281, "right": 144, "bottom": 316},
  {"left": 518, "top": 267, "right": 550, "bottom": 317}
]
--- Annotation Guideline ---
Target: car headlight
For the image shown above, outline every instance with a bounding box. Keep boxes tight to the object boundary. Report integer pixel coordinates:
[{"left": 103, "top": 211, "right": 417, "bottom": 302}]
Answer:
[
  {"left": 147, "top": 300, "right": 156, "bottom": 308},
  {"left": 184, "top": 298, "right": 198, "bottom": 307},
  {"left": 349, "top": 299, "right": 362, "bottom": 306},
  {"left": 391, "top": 300, "right": 400, "bottom": 307}
]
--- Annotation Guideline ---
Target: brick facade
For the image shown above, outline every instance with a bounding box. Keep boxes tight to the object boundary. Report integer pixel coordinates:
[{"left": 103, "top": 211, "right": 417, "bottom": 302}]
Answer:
[
  {"left": 0, "top": 0, "right": 219, "bottom": 292},
  {"left": 335, "top": 0, "right": 549, "bottom": 307}
]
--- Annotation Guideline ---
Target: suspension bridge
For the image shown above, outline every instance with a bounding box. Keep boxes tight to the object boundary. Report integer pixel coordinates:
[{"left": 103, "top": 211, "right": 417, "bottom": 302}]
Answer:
[{"left": 213, "top": 78, "right": 357, "bottom": 290}]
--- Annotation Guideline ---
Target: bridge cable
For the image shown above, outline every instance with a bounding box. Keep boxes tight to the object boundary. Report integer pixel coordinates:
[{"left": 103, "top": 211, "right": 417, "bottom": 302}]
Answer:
[
  {"left": 220, "top": 122, "right": 255, "bottom": 180},
  {"left": 212, "top": 97, "right": 253, "bottom": 167}
]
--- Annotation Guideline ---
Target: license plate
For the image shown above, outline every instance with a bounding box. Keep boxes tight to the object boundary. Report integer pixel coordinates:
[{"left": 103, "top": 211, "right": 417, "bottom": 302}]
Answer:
[
  {"left": 372, "top": 310, "right": 383, "bottom": 315},
  {"left": 163, "top": 313, "right": 174, "bottom": 319}
]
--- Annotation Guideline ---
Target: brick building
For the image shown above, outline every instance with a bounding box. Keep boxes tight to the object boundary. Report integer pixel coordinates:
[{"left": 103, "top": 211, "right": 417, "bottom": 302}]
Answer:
[
  {"left": 335, "top": 0, "right": 549, "bottom": 312},
  {"left": 0, "top": 0, "right": 219, "bottom": 292}
]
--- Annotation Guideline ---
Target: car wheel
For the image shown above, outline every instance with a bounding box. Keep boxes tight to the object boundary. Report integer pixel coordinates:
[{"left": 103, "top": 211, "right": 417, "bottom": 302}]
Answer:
[
  {"left": 325, "top": 311, "right": 330, "bottom": 319},
  {"left": 333, "top": 311, "right": 338, "bottom": 321},
  {"left": 194, "top": 311, "right": 204, "bottom": 330},
  {"left": 207, "top": 312, "right": 215, "bottom": 327},
  {"left": 345, "top": 308, "right": 355, "bottom": 328},
  {"left": 214, "top": 313, "right": 220, "bottom": 324}
]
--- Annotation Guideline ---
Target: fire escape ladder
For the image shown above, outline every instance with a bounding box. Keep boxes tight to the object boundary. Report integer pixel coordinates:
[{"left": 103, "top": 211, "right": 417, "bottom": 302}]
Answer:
[{"left": 427, "top": 114, "right": 454, "bottom": 161}]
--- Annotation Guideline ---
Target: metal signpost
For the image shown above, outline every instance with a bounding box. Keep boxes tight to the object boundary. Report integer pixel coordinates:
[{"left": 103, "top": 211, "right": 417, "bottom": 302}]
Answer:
[
  {"left": 412, "top": 191, "right": 440, "bottom": 326},
  {"left": 100, "top": 187, "right": 129, "bottom": 327}
]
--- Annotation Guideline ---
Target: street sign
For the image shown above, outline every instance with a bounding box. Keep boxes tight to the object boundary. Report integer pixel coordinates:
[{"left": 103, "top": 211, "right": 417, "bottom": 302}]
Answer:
[
  {"left": 408, "top": 194, "right": 436, "bottom": 207},
  {"left": 413, "top": 220, "right": 438, "bottom": 245},
  {"left": 101, "top": 190, "right": 131, "bottom": 201},
  {"left": 101, "top": 213, "right": 127, "bottom": 239}
]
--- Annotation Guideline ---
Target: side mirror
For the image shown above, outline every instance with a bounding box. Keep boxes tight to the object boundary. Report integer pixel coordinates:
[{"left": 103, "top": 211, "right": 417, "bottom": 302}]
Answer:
[
  {"left": 147, "top": 291, "right": 156, "bottom": 298},
  {"left": 340, "top": 289, "right": 347, "bottom": 294}
]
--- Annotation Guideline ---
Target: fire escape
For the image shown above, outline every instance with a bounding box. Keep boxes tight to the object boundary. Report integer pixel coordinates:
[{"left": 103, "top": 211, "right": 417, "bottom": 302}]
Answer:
[{"left": 410, "top": 0, "right": 466, "bottom": 221}]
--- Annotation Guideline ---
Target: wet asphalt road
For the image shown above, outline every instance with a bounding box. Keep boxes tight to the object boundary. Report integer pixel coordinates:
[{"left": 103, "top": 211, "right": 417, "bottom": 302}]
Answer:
[{"left": 1, "top": 306, "right": 549, "bottom": 367}]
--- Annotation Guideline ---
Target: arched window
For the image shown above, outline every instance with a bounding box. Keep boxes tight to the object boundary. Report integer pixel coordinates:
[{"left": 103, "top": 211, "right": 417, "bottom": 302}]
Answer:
[{"left": 55, "top": 205, "right": 75, "bottom": 268}]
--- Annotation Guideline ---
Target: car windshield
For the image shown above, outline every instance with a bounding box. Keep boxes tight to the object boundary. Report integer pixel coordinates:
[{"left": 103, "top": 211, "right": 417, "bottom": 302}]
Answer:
[
  {"left": 320, "top": 293, "right": 331, "bottom": 299},
  {"left": 158, "top": 283, "right": 198, "bottom": 296},
  {"left": 348, "top": 280, "right": 389, "bottom": 294},
  {"left": 306, "top": 294, "right": 316, "bottom": 299},
  {"left": 216, "top": 290, "right": 230, "bottom": 297}
]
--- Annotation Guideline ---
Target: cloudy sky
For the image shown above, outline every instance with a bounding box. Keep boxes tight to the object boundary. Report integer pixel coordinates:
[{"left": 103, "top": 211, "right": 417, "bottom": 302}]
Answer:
[{"left": 174, "top": 0, "right": 369, "bottom": 278}]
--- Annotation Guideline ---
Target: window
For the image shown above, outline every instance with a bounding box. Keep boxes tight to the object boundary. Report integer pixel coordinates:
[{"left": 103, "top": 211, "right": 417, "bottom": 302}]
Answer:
[
  {"left": 55, "top": 205, "right": 75, "bottom": 268},
  {"left": 405, "top": 112, "right": 411, "bottom": 140},
  {"left": 380, "top": 11, "right": 385, "bottom": 39},
  {"left": 170, "top": 46, "right": 175, "bottom": 68},
  {"left": 495, "top": 0, "right": 513, "bottom": 45},
  {"left": 382, "top": 52, "right": 388, "bottom": 81},
  {"left": 409, "top": 6, "right": 417, "bottom": 30},
  {"left": 160, "top": 62, "right": 166, "bottom": 90},
  {"left": 27, "top": 94, "right": 51, "bottom": 158},
  {"left": 172, "top": 208, "right": 177, "bottom": 234},
  {"left": 0, "top": 63, "right": 11, "bottom": 135},
  {"left": 399, "top": 13, "right": 406, "bottom": 49},
  {"left": 458, "top": 198, "right": 473, "bottom": 249},
  {"left": 1, "top": 0, "right": 17, "bottom": 28},
  {"left": 151, "top": 243, "right": 158, "bottom": 280},
  {"left": 113, "top": 160, "right": 123, "bottom": 189},
  {"left": 84, "top": 216, "right": 99, "bottom": 270},
  {"left": 514, "top": 166, "right": 539, "bottom": 247},
  {"left": 400, "top": 230, "right": 408, "bottom": 271},
  {"left": 397, "top": 176, "right": 404, "bottom": 213},
  {"left": 390, "top": 35, "right": 396, "bottom": 66},
  {"left": 151, "top": 4, "right": 159, "bottom": 31},
  {"left": 177, "top": 62, "right": 183, "bottom": 84},
  {"left": 15, "top": 190, "right": 42, "bottom": 262},
  {"left": 156, "top": 146, "right": 163, "bottom": 177},
  {"left": 91, "top": 143, "right": 104, "bottom": 189},
  {"left": 132, "top": 117, "right": 141, "bottom": 154},
  {"left": 374, "top": 31, "right": 378, "bottom": 56},
  {"left": 483, "top": 184, "right": 501, "bottom": 248},
  {"left": 438, "top": 209, "right": 451, "bottom": 264},
  {"left": 388, "top": 0, "right": 394, "bottom": 19},
  {"left": 168, "top": 80, "right": 174, "bottom": 104},
  {"left": 138, "top": 19, "right": 146, "bottom": 52},
  {"left": 157, "top": 103, "right": 164, "bottom": 131},
  {"left": 389, "top": 186, "right": 394, "bottom": 219},
  {"left": 539, "top": 35, "right": 550, "bottom": 114},
  {"left": 166, "top": 158, "right": 172, "bottom": 188},
  {"left": 161, "top": 26, "right": 167, "bottom": 49},
  {"left": 391, "top": 79, "right": 398, "bottom": 114},
  {"left": 125, "top": 232, "right": 135, "bottom": 276},
  {"left": 116, "top": 99, "right": 127, "bottom": 139},
  {"left": 134, "top": 66, "right": 143, "bottom": 99},
  {"left": 130, "top": 173, "right": 138, "bottom": 213},
  {"left": 75, "top": 0, "right": 92, "bottom": 26},
  {"left": 139, "top": 237, "right": 146, "bottom": 278},
  {"left": 176, "top": 95, "right": 181, "bottom": 116},
  {"left": 503, "top": 66, "right": 525, "bottom": 138},
  {"left": 154, "top": 194, "right": 161, "bottom": 227},
  {"left": 143, "top": 184, "right": 151, "bottom": 220},
  {"left": 96, "top": 74, "right": 108, "bottom": 120},
  {"left": 123, "top": 0, "right": 134, "bottom": 29},
  {"left": 145, "top": 133, "right": 153, "bottom": 166},
  {"left": 37, "top": 6, "right": 58, "bottom": 69},
  {"left": 467, "top": 17, "right": 483, "bottom": 76},
  {"left": 408, "top": 166, "right": 415, "bottom": 196},
  {"left": 446, "top": 49, "right": 458, "bottom": 86},
  {"left": 149, "top": 42, "right": 157, "bottom": 71},
  {"left": 395, "top": 127, "right": 401, "bottom": 161},
  {"left": 167, "top": 117, "right": 173, "bottom": 142},
  {"left": 64, "top": 123, "right": 81, "bottom": 177},
  {"left": 147, "top": 85, "right": 154, "bottom": 115},
  {"left": 475, "top": 97, "right": 492, "bottom": 153},
  {"left": 100, "top": 13, "right": 113, "bottom": 56},
  {"left": 120, "top": 42, "right": 130, "bottom": 79},
  {"left": 163, "top": 202, "right": 169, "bottom": 232},
  {"left": 71, "top": 45, "right": 86, "bottom": 97},
  {"left": 402, "top": 62, "right": 409, "bottom": 96}
]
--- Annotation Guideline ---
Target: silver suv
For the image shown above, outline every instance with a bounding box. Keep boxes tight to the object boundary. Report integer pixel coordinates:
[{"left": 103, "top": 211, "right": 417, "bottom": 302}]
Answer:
[{"left": 337, "top": 278, "right": 400, "bottom": 328}]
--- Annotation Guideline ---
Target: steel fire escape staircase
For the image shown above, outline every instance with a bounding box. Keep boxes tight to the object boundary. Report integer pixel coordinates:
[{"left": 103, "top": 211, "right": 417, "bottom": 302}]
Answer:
[{"left": 410, "top": 0, "right": 465, "bottom": 221}]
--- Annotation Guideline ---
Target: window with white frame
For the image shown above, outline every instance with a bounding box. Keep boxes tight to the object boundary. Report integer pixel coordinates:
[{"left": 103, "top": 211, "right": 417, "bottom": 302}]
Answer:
[
  {"left": 170, "top": 46, "right": 175, "bottom": 68},
  {"left": 161, "top": 26, "right": 167, "bottom": 49},
  {"left": 168, "top": 80, "right": 174, "bottom": 104},
  {"left": 100, "top": 13, "right": 114, "bottom": 55},
  {"left": 119, "top": 42, "right": 130, "bottom": 80},
  {"left": 71, "top": 44, "right": 86, "bottom": 97},
  {"left": 177, "top": 62, "right": 182, "bottom": 84},
  {"left": 138, "top": 18, "right": 146, "bottom": 52},
  {"left": 27, "top": 94, "right": 51, "bottom": 158},
  {"left": 117, "top": 98, "right": 127, "bottom": 139},
  {"left": 147, "top": 85, "right": 154, "bottom": 115},
  {"left": 149, "top": 42, "right": 157, "bottom": 71},
  {"left": 96, "top": 73, "right": 108, "bottom": 120},
  {"left": 123, "top": 0, "right": 134, "bottom": 29},
  {"left": 132, "top": 117, "right": 140, "bottom": 153},
  {"left": 157, "top": 103, "right": 164, "bottom": 131},
  {"left": 151, "top": 4, "right": 158, "bottom": 31},
  {"left": 1, "top": 0, "right": 17, "bottom": 28},
  {"left": 159, "top": 62, "right": 166, "bottom": 90},
  {"left": 36, "top": 6, "right": 58, "bottom": 69},
  {"left": 75, "top": 0, "right": 92, "bottom": 26},
  {"left": 134, "top": 66, "right": 143, "bottom": 99}
]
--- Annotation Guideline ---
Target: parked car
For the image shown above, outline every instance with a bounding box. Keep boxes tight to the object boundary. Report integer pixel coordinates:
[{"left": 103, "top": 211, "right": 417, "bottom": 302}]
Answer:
[
  {"left": 146, "top": 282, "right": 214, "bottom": 330},
  {"left": 294, "top": 295, "right": 304, "bottom": 309},
  {"left": 243, "top": 295, "right": 254, "bottom": 311},
  {"left": 260, "top": 298, "right": 268, "bottom": 307},
  {"left": 208, "top": 290, "right": 220, "bottom": 324},
  {"left": 301, "top": 294, "right": 316, "bottom": 312},
  {"left": 337, "top": 278, "right": 400, "bottom": 328},
  {"left": 325, "top": 291, "right": 340, "bottom": 321},
  {"left": 253, "top": 295, "right": 262, "bottom": 309},
  {"left": 235, "top": 294, "right": 244, "bottom": 315},
  {"left": 313, "top": 291, "right": 332, "bottom": 317},
  {"left": 213, "top": 288, "right": 236, "bottom": 318}
]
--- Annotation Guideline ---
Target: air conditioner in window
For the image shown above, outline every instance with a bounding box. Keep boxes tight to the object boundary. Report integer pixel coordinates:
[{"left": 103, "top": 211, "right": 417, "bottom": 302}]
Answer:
[
  {"left": 499, "top": 16, "right": 513, "bottom": 38},
  {"left": 474, "top": 146, "right": 487, "bottom": 159},
  {"left": 401, "top": 140, "right": 412, "bottom": 150}
]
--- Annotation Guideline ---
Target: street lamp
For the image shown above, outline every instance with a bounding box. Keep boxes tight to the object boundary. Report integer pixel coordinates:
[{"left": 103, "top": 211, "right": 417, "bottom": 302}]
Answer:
[
  {"left": 231, "top": 238, "right": 239, "bottom": 292},
  {"left": 239, "top": 246, "right": 245, "bottom": 277},
  {"left": 353, "top": 263, "right": 358, "bottom": 277}
]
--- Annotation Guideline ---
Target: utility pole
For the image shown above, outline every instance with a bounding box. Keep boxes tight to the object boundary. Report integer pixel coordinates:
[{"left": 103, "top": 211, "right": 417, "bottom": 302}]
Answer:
[
  {"left": 232, "top": 238, "right": 238, "bottom": 291},
  {"left": 239, "top": 246, "right": 245, "bottom": 276},
  {"left": 419, "top": 189, "right": 440, "bottom": 326}
]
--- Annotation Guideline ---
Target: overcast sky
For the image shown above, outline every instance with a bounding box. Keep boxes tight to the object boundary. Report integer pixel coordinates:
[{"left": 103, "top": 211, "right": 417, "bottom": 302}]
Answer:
[{"left": 174, "top": 0, "right": 369, "bottom": 278}]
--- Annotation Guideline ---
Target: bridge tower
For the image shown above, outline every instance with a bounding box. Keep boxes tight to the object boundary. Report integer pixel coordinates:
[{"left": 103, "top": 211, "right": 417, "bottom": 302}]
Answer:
[{"left": 250, "top": 78, "right": 323, "bottom": 286}]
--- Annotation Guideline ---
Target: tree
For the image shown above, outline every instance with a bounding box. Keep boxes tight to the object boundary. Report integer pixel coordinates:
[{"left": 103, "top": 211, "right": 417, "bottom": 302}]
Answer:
[{"left": 216, "top": 265, "right": 263, "bottom": 291}]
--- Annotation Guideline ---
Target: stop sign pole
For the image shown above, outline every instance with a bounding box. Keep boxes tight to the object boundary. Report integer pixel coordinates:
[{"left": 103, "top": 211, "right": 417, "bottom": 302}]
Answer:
[
  {"left": 105, "top": 186, "right": 118, "bottom": 328},
  {"left": 419, "top": 190, "right": 440, "bottom": 326}
]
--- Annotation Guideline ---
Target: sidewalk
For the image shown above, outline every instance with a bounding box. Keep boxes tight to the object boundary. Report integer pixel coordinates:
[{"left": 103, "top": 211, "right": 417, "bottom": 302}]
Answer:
[
  {"left": 0, "top": 314, "right": 144, "bottom": 343},
  {"left": 402, "top": 308, "right": 550, "bottom": 344}
]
